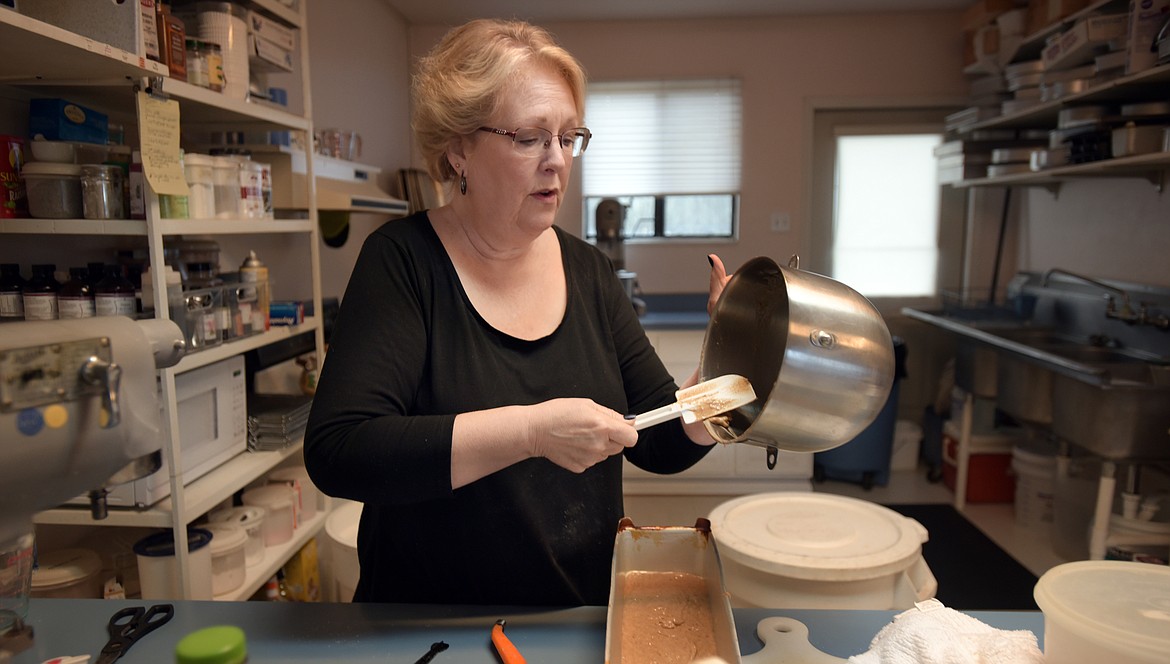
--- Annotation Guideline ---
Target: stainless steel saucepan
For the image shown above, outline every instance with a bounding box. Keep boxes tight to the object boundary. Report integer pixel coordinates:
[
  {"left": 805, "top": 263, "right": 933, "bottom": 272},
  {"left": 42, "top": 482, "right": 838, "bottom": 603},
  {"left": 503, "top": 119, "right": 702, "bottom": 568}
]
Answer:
[{"left": 699, "top": 256, "right": 894, "bottom": 466}]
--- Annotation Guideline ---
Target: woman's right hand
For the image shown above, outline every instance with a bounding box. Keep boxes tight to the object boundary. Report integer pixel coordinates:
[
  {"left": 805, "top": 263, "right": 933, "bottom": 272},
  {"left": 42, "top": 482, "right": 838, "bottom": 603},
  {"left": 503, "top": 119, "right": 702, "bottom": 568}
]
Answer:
[{"left": 525, "top": 398, "right": 637, "bottom": 473}]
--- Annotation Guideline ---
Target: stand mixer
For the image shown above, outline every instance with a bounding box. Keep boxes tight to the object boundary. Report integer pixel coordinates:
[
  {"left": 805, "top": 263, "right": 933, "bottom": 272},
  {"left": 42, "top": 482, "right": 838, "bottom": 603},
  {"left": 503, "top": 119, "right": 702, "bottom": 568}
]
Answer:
[
  {"left": 0, "top": 316, "right": 184, "bottom": 659},
  {"left": 595, "top": 198, "right": 645, "bottom": 316}
]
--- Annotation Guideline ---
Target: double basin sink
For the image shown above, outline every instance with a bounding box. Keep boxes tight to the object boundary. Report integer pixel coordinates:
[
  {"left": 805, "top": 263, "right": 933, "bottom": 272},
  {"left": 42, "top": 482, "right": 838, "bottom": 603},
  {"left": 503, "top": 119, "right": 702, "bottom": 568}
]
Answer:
[{"left": 905, "top": 309, "right": 1170, "bottom": 461}]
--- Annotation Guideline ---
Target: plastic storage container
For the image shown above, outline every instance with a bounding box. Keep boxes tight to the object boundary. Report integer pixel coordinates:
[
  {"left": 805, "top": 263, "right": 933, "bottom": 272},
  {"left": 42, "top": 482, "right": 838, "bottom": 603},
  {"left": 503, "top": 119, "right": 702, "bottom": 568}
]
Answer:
[
  {"left": 30, "top": 548, "right": 103, "bottom": 599},
  {"left": 134, "top": 528, "right": 213, "bottom": 600},
  {"left": 211, "top": 155, "right": 241, "bottom": 218},
  {"left": 242, "top": 485, "right": 295, "bottom": 546},
  {"left": 268, "top": 465, "right": 318, "bottom": 525},
  {"left": 1034, "top": 561, "right": 1170, "bottom": 664},
  {"left": 183, "top": 153, "right": 217, "bottom": 219},
  {"left": 324, "top": 501, "right": 362, "bottom": 602},
  {"left": 708, "top": 493, "right": 936, "bottom": 609},
  {"left": 22, "top": 162, "right": 82, "bottom": 218},
  {"left": 204, "top": 522, "right": 247, "bottom": 596},
  {"left": 209, "top": 505, "right": 266, "bottom": 568}
]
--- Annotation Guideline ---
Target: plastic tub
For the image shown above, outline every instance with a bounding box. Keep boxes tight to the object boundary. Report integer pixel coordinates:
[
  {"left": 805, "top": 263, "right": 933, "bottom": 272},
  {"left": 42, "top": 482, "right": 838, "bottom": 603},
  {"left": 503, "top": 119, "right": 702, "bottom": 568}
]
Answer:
[
  {"left": 204, "top": 522, "right": 247, "bottom": 596},
  {"left": 1035, "top": 561, "right": 1170, "bottom": 664},
  {"left": 208, "top": 505, "right": 266, "bottom": 567},
  {"left": 183, "top": 153, "right": 217, "bottom": 219},
  {"left": 268, "top": 465, "right": 318, "bottom": 525},
  {"left": 708, "top": 493, "right": 936, "bottom": 609},
  {"left": 1012, "top": 439, "right": 1058, "bottom": 530},
  {"left": 134, "top": 529, "right": 213, "bottom": 600},
  {"left": 242, "top": 485, "right": 295, "bottom": 546},
  {"left": 21, "top": 161, "right": 82, "bottom": 218},
  {"left": 29, "top": 139, "right": 76, "bottom": 163},
  {"left": 325, "top": 501, "right": 362, "bottom": 602},
  {"left": 30, "top": 548, "right": 103, "bottom": 599}
]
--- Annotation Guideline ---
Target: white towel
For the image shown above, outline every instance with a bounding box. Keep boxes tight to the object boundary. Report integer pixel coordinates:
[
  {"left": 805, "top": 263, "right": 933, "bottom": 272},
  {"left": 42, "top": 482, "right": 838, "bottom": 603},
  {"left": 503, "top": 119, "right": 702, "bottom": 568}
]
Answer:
[{"left": 848, "top": 599, "right": 1044, "bottom": 664}]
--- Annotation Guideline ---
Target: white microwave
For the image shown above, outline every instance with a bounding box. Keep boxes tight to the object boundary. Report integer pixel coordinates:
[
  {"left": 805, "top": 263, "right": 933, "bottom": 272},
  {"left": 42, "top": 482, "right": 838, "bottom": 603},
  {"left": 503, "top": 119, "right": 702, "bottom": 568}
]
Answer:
[{"left": 69, "top": 355, "right": 247, "bottom": 509}]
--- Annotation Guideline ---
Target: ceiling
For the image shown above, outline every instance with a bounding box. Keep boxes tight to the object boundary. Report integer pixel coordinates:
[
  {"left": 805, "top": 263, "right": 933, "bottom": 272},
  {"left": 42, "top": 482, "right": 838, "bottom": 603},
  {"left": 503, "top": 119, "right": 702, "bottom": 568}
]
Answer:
[{"left": 381, "top": 0, "right": 970, "bottom": 25}]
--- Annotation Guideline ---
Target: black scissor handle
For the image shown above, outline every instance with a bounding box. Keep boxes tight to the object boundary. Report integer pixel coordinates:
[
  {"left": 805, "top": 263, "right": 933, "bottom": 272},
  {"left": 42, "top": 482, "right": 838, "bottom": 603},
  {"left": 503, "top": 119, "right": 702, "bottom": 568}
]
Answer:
[{"left": 108, "top": 603, "right": 175, "bottom": 643}]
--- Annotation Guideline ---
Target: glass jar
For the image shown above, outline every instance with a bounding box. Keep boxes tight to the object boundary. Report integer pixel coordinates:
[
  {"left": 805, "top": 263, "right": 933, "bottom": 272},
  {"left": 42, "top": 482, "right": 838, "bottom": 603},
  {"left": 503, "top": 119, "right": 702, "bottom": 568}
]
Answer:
[
  {"left": 22, "top": 264, "right": 60, "bottom": 320},
  {"left": 0, "top": 263, "right": 25, "bottom": 320},
  {"left": 185, "top": 38, "right": 209, "bottom": 88},
  {"left": 94, "top": 265, "right": 137, "bottom": 317},
  {"left": 58, "top": 266, "right": 95, "bottom": 319},
  {"left": 80, "top": 164, "right": 125, "bottom": 219}
]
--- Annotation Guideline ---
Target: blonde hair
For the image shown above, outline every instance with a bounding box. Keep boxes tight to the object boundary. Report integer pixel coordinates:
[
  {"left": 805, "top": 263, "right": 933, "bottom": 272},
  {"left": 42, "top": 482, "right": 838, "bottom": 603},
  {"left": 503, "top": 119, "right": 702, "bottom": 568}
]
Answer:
[{"left": 411, "top": 19, "right": 587, "bottom": 184}]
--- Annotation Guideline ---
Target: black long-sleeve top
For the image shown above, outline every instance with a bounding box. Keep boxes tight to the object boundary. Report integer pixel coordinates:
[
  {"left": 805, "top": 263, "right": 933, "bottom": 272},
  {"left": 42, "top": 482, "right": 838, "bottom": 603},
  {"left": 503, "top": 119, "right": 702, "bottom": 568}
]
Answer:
[{"left": 304, "top": 213, "right": 711, "bottom": 606}]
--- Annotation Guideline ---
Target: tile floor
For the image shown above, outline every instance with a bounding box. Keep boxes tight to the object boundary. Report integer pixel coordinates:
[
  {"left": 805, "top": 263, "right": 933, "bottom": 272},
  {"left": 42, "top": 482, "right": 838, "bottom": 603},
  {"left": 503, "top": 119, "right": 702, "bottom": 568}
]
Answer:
[{"left": 623, "top": 466, "right": 1072, "bottom": 579}]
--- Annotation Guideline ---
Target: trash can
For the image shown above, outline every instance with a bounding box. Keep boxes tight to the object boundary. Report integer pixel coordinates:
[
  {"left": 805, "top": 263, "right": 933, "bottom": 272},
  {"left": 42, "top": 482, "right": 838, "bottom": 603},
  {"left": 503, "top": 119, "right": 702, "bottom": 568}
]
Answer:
[{"left": 813, "top": 336, "right": 907, "bottom": 489}]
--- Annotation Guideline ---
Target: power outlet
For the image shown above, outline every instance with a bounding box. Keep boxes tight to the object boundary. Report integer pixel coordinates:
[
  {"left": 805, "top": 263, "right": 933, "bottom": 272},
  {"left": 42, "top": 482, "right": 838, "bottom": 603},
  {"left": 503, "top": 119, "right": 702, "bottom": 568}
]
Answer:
[{"left": 770, "top": 211, "right": 791, "bottom": 233}]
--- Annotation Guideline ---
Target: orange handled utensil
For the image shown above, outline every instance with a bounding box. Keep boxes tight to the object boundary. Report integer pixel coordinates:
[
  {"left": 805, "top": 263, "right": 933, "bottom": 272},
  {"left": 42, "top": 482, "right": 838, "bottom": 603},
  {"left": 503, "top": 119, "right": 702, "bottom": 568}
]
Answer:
[{"left": 491, "top": 619, "right": 526, "bottom": 664}]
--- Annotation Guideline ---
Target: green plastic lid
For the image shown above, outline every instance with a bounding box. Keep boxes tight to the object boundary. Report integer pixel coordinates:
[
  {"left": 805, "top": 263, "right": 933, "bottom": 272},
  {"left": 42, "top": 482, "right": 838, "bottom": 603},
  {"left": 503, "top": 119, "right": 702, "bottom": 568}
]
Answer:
[{"left": 174, "top": 625, "right": 247, "bottom": 664}]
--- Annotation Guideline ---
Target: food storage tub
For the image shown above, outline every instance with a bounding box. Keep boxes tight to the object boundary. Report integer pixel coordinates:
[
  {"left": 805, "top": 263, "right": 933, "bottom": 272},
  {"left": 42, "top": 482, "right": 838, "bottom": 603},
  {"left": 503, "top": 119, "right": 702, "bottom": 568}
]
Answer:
[
  {"left": 134, "top": 529, "right": 213, "bottom": 600},
  {"left": 21, "top": 161, "right": 82, "bottom": 218},
  {"left": 604, "top": 518, "right": 741, "bottom": 664},
  {"left": 204, "top": 522, "right": 247, "bottom": 596},
  {"left": 208, "top": 505, "right": 266, "bottom": 567},
  {"left": 1034, "top": 561, "right": 1170, "bottom": 664},
  {"left": 268, "top": 465, "right": 319, "bottom": 525},
  {"left": 30, "top": 548, "right": 103, "bottom": 599},
  {"left": 242, "top": 484, "right": 295, "bottom": 546},
  {"left": 709, "top": 493, "right": 936, "bottom": 610}
]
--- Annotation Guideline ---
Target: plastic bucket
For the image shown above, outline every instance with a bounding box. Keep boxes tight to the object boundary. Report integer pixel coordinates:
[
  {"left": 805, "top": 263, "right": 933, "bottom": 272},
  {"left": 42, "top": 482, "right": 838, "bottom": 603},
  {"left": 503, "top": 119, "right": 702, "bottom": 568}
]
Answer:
[
  {"left": 325, "top": 501, "right": 362, "bottom": 603},
  {"left": 30, "top": 548, "right": 103, "bottom": 599},
  {"left": 208, "top": 505, "right": 266, "bottom": 568},
  {"left": 708, "top": 493, "right": 936, "bottom": 609},
  {"left": 268, "top": 465, "right": 318, "bottom": 525},
  {"left": 204, "top": 522, "right": 247, "bottom": 596},
  {"left": 1011, "top": 440, "right": 1057, "bottom": 530},
  {"left": 1035, "top": 561, "right": 1170, "bottom": 664},
  {"left": 242, "top": 484, "right": 295, "bottom": 546},
  {"left": 134, "top": 529, "right": 213, "bottom": 600}
]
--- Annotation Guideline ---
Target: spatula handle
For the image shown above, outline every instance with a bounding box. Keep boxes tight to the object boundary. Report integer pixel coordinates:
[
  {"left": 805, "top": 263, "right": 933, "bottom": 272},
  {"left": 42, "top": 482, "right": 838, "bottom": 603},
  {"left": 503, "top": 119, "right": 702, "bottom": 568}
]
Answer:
[{"left": 631, "top": 402, "right": 686, "bottom": 430}]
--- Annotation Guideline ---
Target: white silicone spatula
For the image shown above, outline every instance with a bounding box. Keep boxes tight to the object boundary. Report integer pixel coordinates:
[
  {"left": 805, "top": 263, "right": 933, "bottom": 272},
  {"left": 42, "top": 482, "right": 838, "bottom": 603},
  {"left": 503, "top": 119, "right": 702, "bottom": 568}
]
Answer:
[{"left": 631, "top": 374, "right": 756, "bottom": 431}]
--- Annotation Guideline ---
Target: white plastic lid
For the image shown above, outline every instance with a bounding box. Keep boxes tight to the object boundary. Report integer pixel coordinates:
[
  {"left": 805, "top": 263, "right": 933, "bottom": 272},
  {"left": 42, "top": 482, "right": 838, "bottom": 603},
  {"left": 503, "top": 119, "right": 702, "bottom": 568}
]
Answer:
[
  {"left": 183, "top": 153, "right": 215, "bottom": 167},
  {"left": 204, "top": 522, "right": 248, "bottom": 554},
  {"left": 1034, "top": 561, "right": 1170, "bottom": 659},
  {"left": 31, "top": 548, "right": 101, "bottom": 589},
  {"left": 242, "top": 484, "right": 292, "bottom": 509},
  {"left": 708, "top": 493, "right": 928, "bottom": 581},
  {"left": 21, "top": 161, "right": 82, "bottom": 177},
  {"left": 209, "top": 505, "right": 266, "bottom": 528}
]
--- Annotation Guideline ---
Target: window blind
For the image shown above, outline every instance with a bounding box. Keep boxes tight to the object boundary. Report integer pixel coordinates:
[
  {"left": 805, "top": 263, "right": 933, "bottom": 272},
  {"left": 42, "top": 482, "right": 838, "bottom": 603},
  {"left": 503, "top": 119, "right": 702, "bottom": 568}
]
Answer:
[{"left": 583, "top": 79, "right": 742, "bottom": 197}]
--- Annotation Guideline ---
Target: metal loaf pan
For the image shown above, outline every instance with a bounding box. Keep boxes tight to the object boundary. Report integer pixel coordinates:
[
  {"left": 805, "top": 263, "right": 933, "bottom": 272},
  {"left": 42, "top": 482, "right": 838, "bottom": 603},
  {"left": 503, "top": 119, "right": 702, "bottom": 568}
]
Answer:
[{"left": 604, "top": 518, "right": 741, "bottom": 664}]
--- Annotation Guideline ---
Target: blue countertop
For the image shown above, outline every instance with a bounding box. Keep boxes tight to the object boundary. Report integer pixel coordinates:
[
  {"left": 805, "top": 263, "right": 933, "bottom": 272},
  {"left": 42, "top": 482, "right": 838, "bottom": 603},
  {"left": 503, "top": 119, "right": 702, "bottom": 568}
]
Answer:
[{"left": 10, "top": 598, "right": 1045, "bottom": 662}]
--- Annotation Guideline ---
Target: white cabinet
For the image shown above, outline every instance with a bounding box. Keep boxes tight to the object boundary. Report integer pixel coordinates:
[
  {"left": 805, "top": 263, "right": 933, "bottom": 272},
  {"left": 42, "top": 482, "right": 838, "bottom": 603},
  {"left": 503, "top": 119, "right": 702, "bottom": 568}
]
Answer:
[
  {"left": 2, "top": 1, "right": 328, "bottom": 600},
  {"left": 624, "top": 330, "right": 812, "bottom": 495}
]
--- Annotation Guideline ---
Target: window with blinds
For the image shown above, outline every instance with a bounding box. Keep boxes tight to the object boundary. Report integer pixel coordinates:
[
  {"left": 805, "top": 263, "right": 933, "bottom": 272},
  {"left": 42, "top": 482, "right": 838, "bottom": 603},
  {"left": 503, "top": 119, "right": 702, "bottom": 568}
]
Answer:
[{"left": 582, "top": 79, "right": 742, "bottom": 239}]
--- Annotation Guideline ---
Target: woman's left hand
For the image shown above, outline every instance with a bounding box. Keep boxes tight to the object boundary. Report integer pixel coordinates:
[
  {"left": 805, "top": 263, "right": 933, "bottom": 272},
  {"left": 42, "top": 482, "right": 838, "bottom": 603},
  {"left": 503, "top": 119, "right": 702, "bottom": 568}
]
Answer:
[{"left": 707, "top": 254, "right": 731, "bottom": 316}]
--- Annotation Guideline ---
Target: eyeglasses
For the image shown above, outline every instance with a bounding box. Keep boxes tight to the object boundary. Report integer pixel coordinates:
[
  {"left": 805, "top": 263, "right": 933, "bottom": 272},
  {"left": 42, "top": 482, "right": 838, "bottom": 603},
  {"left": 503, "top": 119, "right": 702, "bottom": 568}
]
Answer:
[{"left": 478, "top": 126, "right": 592, "bottom": 158}]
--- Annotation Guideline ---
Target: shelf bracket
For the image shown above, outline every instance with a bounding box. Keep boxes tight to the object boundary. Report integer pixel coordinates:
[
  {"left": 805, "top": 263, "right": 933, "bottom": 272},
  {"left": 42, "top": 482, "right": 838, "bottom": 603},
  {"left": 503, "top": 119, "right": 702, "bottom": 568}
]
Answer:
[{"left": 1145, "top": 170, "right": 1165, "bottom": 194}]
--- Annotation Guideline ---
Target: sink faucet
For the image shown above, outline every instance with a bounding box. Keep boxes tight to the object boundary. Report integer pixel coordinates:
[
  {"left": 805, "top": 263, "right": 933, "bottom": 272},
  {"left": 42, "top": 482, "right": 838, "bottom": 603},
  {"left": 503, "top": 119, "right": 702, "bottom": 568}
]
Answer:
[{"left": 1041, "top": 268, "right": 1139, "bottom": 324}]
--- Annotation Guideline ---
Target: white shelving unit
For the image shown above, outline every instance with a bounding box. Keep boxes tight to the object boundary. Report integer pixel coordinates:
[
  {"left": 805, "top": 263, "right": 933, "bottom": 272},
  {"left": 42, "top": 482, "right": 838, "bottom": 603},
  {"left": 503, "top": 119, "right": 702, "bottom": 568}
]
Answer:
[{"left": 3, "top": 0, "right": 327, "bottom": 600}]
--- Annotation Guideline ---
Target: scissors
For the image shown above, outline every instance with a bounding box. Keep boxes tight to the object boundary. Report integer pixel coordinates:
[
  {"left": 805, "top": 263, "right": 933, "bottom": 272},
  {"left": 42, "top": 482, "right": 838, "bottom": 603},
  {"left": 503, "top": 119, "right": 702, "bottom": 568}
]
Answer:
[{"left": 96, "top": 604, "right": 175, "bottom": 663}]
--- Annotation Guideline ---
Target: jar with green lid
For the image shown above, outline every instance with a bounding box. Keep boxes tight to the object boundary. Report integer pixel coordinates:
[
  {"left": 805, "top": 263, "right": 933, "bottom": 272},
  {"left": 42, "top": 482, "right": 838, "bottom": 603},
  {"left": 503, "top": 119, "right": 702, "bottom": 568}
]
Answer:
[{"left": 175, "top": 625, "right": 247, "bottom": 664}]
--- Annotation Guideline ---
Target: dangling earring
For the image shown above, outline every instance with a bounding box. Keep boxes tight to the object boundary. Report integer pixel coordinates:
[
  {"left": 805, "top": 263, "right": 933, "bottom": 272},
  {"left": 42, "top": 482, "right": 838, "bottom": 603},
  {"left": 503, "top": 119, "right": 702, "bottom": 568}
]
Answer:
[{"left": 459, "top": 171, "right": 467, "bottom": 196}]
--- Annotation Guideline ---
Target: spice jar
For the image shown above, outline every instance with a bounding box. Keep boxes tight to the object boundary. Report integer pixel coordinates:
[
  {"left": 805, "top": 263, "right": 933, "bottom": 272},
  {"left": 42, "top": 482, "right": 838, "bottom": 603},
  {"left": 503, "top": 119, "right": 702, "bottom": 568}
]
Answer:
[
  {"left": 80, "top": 164, "right": 125, "bottom": 219},
  {"left": 0, "top": 263, "right": 26, "bottom": 321},
  {"left": 94, "top": 265, "right": 137, "bottom": 317},
  {"left": 22, "top": 264, "right": 61, "bottom": 320},
  {"left": 58, "top": 267, "right": 95, "bottom": 319}
]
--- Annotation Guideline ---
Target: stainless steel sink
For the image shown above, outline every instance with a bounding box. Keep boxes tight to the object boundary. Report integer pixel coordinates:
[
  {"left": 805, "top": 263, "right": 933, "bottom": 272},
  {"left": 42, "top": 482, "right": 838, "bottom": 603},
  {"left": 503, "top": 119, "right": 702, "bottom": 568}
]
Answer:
[{"left": 1052, "top": 363, "right": 1170, "bottom": 460}]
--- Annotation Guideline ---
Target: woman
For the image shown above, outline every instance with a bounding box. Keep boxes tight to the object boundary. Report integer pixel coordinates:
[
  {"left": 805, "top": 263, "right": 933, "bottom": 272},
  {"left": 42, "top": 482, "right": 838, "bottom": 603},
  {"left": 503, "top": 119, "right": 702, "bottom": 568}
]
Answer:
[{"left": 304, "top": 18, "right": 731, "bottom": 606}]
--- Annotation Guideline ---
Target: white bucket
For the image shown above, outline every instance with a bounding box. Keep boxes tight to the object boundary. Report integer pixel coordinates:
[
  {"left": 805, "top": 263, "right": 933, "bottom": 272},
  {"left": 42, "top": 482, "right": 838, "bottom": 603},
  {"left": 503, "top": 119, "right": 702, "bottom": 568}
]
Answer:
[
  {"left": 134, "top": 529, "right": 213, "bottom": 600},
  {"left": 1035, "top": 561, "right": 1170, "bottom": 664},
  {"left": 242, "top": 485, "right": 295, "bottom": 547},
  {"left": 1011, "top": 441, "right": 1057, "bottom": 530},
  {"left": 30, "top": 548, "right": 103, "bottom": 599},
  {"left": 708, "top": 493, "right": 937, "bottom": 609},
  {"left": 268, "top": 465, "right": 319, "bottom": 525},
  {"left": 324, "top": 501, "right": 362, "bottom": 603}
]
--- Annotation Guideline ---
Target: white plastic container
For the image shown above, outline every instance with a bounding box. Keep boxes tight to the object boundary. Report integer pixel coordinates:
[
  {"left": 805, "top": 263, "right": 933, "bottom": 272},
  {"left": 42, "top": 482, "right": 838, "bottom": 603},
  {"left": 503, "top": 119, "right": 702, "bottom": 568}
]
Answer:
[
  {"left": 183, "top": 153, "right": 217, "bottom": 219},
  {"left": 30, "top": 548, "right": 103, "bottom": 599},
  {"left": 134, "top": 529, "right": 213, "bottom": 600},
  {"left": 324, "top": 501, "right": 362, "bottom": 602},
  {"left": 211, "top": 155, "right": 241, "bottom": 218},
  {"left": 204, "top": 522, "right": 247, "bottom": 596},
  {"left": 1012, "top": 440, "right": 1058, "bottom": 530},
  {"left": 709, "top": 493, "right": 936, "bottom": 609},
  {"left": 268, "top": 465, "right": 318, "bottom": 525},
  {"left": 21, "top": 162, "right": 82, "bottom": 218},
  {"left": 242, "top": 485, "right": 295, "bottom": 546},
  {"left": 1034, "top": 561, "right": 1170, "bottom": 664},
  {"left": 208, "top": 505, "right": 266, "bottom": 567}
]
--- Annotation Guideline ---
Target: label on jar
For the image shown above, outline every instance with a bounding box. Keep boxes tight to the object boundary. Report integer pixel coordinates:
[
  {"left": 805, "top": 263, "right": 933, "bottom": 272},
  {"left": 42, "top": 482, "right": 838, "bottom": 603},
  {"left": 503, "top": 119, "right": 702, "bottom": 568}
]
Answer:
[
  {"left": 95, "top": 293, "right": 136, "bottom": 317},
  {"left": 22, "top": 293, "right": 58, "bottom": 320},
  {"left": 59, "top": 296, "right": 96, "bottom": 319},
  {"left": 0, "top": 292, "right": 23, "bottom": 318}
]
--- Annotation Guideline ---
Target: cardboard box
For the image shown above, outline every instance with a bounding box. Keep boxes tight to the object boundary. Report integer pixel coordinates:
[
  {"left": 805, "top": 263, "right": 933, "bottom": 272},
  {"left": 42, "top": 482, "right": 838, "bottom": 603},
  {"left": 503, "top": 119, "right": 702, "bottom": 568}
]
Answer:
[
  {"left": 963, "top": 0, "right": 1024, "bottom": 32},
  {"left": 28, "top": 98, "right": 108, "bottom": 144},
  {"left": 1042, "top": 13, "right": 1129, "bottom": 70},
  {"left": 247, "top": 10, "right": 296, "bottom": 50},
  {"left": 248, "top": 34, "right": 294, "bottom": 72},
  {"left": 1125, "top": 0, "right": 1170, "bottom": 74}
]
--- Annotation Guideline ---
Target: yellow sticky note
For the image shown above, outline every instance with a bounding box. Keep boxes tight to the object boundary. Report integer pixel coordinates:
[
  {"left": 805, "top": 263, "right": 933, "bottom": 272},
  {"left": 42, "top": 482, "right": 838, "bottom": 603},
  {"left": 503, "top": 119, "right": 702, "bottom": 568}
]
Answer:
[{"left": 135, "top": 90, "right": 191, "bottom": 196}]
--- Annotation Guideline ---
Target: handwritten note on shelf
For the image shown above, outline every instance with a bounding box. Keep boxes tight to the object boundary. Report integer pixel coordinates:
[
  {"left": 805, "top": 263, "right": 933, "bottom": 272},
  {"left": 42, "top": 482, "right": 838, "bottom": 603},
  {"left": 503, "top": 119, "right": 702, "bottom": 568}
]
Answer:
[{"left": 135, "top": 91, "right": 190, "bottom": 196}]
